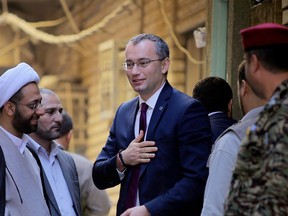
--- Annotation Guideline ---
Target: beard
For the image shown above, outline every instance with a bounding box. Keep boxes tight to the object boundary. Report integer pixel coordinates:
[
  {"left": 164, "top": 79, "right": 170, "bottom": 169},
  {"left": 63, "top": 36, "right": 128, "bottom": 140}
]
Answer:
[
  {"left": 12, "top": 108, "right": 38, "bottom": 134},
  {"left": 36, "top": 125, "right": 61, "bottom": 141}
]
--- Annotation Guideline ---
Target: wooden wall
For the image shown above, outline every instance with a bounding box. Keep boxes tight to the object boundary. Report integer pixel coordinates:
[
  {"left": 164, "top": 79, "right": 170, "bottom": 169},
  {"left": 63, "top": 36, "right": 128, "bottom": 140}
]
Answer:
[
  {"left": 0, "top": 0, "right": 286, "bottom": 215},
  {"left": 283, "top": 0, "right": 288, "bottom": 24}
]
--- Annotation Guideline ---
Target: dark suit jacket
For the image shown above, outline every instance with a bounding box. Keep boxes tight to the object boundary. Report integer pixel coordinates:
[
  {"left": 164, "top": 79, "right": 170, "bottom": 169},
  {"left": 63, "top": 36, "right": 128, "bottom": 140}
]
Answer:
[
  {"left": 93, "top": 82, "right": 213, "bottom": 216},
  {"left": 209, "top": 112, "right": 237, "bottom": 144},
  {"left": 27, "top": 141, "right": 82, "bottom": 216}
]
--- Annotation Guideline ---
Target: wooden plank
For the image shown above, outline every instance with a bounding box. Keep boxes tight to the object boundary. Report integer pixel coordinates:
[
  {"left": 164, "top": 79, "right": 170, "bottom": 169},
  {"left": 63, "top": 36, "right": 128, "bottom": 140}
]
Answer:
[
  {"left": 283, "top": 0, "right": 288, "bottom": 9},
  {"left": 283, "top": 9, "right": 288, "bottom": 24}
]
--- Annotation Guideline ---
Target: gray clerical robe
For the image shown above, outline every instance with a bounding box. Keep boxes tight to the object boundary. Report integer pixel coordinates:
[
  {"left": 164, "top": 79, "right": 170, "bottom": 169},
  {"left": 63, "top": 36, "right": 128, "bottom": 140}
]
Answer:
[{"left": 0, "top": 129, "right": 50, "bottom": 216}]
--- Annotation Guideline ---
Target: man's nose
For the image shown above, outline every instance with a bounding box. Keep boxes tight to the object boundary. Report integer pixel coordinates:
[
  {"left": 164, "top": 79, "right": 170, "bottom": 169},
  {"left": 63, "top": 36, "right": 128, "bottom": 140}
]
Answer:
[
  {"left": 130, "top": 64, "right": 141, "bottom": 75},
  {"left": 35, "top": 106, "right": 45, "bottom": 116}
]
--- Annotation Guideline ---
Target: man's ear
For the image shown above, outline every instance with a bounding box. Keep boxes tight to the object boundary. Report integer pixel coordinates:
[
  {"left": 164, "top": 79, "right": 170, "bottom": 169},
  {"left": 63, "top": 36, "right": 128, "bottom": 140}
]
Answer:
[
  {"left": 249, "top": 54, "right": 260, "bottom": 75},
  {"left": 161, "top": 58, "right": 170, "bottom": 75},
  {"left": 227, "top": 99, "right": 233, "bottom": 118},
  {"left": 241, "top": 80, "right": 248, "bottom": 96},
  {"left": 4, "top": 101, "right": 15, "bottom": 116}
]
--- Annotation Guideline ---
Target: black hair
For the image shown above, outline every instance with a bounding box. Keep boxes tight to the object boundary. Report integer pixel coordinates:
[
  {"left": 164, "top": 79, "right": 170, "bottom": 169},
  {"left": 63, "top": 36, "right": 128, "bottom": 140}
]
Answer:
[
  {"left": 129, "top": 33, "right": 169, "bottom": 59},
  {"left": 192, "top": 76, "right": 233, "bottom": 113},
  {"left": 59, "top": 111, "right": 73, "bottom": 136},
  {"left": 246, "top": 45, "right": 288, "bottom": 73}
]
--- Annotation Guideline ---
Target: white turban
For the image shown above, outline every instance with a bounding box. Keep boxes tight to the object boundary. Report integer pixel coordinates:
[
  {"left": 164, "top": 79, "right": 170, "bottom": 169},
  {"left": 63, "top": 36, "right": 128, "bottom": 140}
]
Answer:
[{"left": 0, "top": 62, "right": 40, "bottom": 108}]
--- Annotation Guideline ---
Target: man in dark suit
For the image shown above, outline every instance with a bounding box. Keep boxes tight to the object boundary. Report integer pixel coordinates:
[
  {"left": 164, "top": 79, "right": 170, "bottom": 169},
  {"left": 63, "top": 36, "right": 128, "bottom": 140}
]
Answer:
[
  {"left": 193, "top": 77, "right": 237, "bottom": 144},
  {"left": 92, "top": 34, "right": 213, "bottom": 216},
  {"left": 28, "top": 88, "right": 81, "bottom": 216}
]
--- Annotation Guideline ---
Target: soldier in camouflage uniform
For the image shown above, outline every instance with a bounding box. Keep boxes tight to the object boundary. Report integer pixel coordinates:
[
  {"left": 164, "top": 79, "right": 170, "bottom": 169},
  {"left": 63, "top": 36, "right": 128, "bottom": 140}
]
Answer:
[{"left": 224, "top": 23, "right": 288, "bottom": 215}]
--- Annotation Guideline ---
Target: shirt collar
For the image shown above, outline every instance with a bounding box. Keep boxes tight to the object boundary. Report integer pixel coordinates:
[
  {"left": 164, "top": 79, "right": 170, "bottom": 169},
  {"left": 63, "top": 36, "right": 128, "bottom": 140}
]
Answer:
[
  {"left": 0, "top": 126, "right": 28, "bottom": 154},
  {"left": 208, "top": 111, "right": 224, "bottom": 116},
  {"left": 28, "top": 136, "right": 62, "bottom": 157},
  {"left": 50, "top": 141, "right": 62, "bottom": 156},
  {"left": 139, "top": 81, "right": 166, "bottom": 109}
]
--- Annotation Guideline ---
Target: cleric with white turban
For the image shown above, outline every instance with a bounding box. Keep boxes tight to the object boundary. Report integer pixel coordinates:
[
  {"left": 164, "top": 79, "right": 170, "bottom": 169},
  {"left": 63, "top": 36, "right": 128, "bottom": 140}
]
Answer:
[
  {"left": 0, "top": 62, "right": 40, "bottom": 108},
  {"left": 0, "top": 62, "right": 51, "bottom": 216}
]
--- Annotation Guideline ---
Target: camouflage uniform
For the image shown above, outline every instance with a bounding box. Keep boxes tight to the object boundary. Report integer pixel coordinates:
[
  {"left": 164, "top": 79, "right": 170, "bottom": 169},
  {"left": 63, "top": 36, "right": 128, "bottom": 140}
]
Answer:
[{"left": 224, "top": 80, "right": 288, "bottom": 216}]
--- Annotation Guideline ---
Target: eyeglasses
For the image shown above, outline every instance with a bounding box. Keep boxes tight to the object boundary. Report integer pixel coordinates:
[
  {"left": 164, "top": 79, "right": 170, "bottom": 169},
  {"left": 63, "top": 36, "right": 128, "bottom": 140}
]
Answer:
[
  {"left": 122, "top": 58, "right": 165, "bottom": 71},
  {"left": 9, "top": 100, "right": 44, "bottom": 110}
]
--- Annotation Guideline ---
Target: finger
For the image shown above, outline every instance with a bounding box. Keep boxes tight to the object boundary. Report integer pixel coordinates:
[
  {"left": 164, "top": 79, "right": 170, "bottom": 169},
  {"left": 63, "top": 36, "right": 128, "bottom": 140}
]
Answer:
[
  {"left": 142, "top": 153, "right": 156, "bottom": 159},
  {"left": 147, "top": 152, "right": 156, "bottom": 158},
  {"left": 144, "top": 146, "right": 158, "bottom": 153},
  {"left": 139, "top": 141, "right": 156, "bottom": 148},
  {"left": 120, "top": 210, "right": 129, "bottom": 216},
  {"left": 138, "top": 153, "right": 152, "bottom": 161},
  {"left": 139, "top": 154, "right": 155, "bottom": 163},
  {"left": 133, "top": 130, "right": 145, "bottom": 143},
  {"left": 140, "top": 158, "right": 151, "bottom": 163},
  {"left": 138, "top": 152, "right": 156, "bottom": 163}
]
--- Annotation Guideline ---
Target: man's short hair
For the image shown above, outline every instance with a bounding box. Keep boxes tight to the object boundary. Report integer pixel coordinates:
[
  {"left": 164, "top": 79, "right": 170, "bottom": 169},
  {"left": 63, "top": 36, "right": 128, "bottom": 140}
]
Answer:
[
  {"left": 59, "top": 111, "right": 73, "bottom": 136},
  {"left": 193, "top": 77, "right": 233, "bottom": 114}
]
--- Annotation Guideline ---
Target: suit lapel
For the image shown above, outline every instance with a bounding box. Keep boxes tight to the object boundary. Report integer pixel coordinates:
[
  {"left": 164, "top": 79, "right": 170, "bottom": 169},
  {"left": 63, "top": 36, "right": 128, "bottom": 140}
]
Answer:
[
  {"left": 126, "top": 98, "right": 140, "bottom": 145},
  {"left": 146, "top": 82, "right": 172, "bottom": 140},
  {"left": 26, "top": 144, "right": 61, "bottom": 216},
  {"left": 42, "top": 170, "right": 62, "bottom": 215},
  {"left": 57, "top": 151, "right": 80, "bottom": 216},
  {"left": 141, "top": 82, "right": 172, "bottom": 175}
]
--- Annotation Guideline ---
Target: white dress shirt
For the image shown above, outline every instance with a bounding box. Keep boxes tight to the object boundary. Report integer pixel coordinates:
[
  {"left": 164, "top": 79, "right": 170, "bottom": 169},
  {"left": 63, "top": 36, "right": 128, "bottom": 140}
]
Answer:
[
  {"left": 134, "top": 82, "right": 165, "bottom": 140},
  {"left": 0, "top": 127, "right": 41, "bottom": 178},
  {"left": 134, "top": 82, "right": 165, "bottom": 206},
  {"left": 0, "top": 126, "right": 29, "bottom": 154},
  {"left": 28, "top": 138, "right": 76, "bottom": 216},
  {"left": 116, "top": 82, "right": 166, "bottom": 206}
]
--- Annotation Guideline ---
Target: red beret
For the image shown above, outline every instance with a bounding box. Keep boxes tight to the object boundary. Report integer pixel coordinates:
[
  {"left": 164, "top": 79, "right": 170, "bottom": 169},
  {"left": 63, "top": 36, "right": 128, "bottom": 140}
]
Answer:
[{"left": 240, "top": 23, "right": 288, "bottom": 51}]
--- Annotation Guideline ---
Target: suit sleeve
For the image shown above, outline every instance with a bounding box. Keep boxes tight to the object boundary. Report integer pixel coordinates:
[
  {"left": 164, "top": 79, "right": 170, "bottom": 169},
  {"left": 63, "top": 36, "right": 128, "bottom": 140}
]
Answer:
[{"left": 92, "top": 107, "right": 123, "bottom": 190}]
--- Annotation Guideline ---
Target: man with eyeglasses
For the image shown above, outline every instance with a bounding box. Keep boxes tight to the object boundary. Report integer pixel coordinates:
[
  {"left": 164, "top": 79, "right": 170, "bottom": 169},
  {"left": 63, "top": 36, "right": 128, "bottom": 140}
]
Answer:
[
  {"left": 93, "top": 33, "right": 213, "bottom": 216},
  {"left": 0, "top": 62, "right": 50, "bottom": 215},
  {"left": 27, "top": 88, "right": 81, "bottom": 216}
]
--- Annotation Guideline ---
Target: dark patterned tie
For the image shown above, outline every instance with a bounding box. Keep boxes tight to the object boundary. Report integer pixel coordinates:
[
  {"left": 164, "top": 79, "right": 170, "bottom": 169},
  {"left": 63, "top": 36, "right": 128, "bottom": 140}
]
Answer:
[
  {"left": 125, "top": 103, "right": 149, "bottom": 209},
  {"left": 0, "top": 146, "right": 6, "bottom": 216}
]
